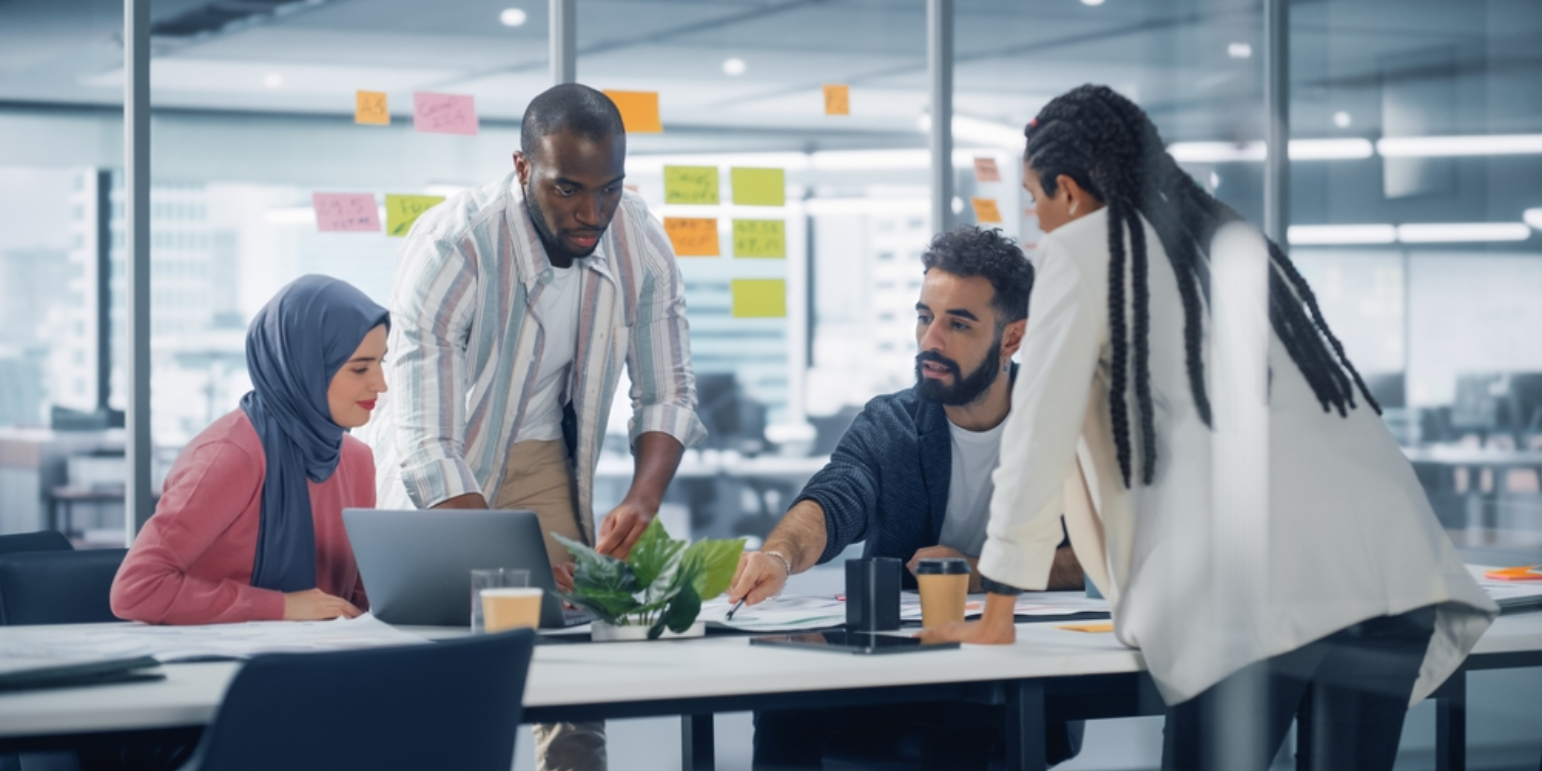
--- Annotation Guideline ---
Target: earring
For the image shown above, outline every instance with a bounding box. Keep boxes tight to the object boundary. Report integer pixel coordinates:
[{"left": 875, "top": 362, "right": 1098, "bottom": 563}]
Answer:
[{"left": 1070, "top": 201, "right": 1078, "bottom": 215}]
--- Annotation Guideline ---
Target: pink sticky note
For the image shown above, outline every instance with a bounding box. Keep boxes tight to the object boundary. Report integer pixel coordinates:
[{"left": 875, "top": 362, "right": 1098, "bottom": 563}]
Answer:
[
  {"left": 312, "top": 193, "right": 381, "bottom": 232},
  {"left": 413, "top": 92, "right": 478, "bottom": 136}
]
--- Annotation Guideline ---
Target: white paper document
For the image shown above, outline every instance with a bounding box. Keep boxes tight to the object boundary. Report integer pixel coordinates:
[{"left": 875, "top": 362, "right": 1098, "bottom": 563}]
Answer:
[
  {"left": 0, "top": 613, "right": 428, "bottom": 664},
  {"left": 701, "top": 591, "right": 1111, "bottom": 632}
]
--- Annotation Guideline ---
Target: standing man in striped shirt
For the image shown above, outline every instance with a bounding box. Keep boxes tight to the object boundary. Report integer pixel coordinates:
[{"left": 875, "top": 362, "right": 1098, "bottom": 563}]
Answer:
[{"left": 369, "top": 83, "right": 705, "bottom": 771}]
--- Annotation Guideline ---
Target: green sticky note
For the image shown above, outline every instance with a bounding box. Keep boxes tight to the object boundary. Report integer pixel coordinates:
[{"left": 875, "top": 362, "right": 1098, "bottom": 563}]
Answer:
[
  {"left": 732, "top": 219, "right": 786, "bottom": 259},
  {"left": 385, "top": 194, "right": 446, "bottom": 237},
  {"left": 730, "top": 167, "right": 785, "bottom": 207},
  {"left": 663, "top": 166, "right": 719, "bottom": 205},
  {"left": 731, "top": 279, "right": 786, "bottom": 318}
]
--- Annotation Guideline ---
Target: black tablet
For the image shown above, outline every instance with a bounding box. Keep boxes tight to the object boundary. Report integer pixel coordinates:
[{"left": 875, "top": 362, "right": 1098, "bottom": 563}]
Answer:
[{"left": 749, "top": 630, "right": 959, "bottom": 655}]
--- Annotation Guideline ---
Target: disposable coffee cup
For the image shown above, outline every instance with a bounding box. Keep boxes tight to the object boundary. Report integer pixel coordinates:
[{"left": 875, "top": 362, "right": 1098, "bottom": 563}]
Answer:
[
  {"left": 916, "top": 557, "right": 970, "bottom": 629},
  {"left": 480, "top": 587, "right": 544, "bottom": 632}
]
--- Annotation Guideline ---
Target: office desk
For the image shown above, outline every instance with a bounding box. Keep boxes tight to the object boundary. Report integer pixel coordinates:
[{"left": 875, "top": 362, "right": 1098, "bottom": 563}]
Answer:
[{"left": 3, "top": 615, "right": 1541, "bottom": 771}]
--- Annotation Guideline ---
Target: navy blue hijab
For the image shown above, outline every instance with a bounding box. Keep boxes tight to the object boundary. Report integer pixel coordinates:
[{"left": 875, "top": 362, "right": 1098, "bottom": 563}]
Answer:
[{"left": 240, "top": 275, "right": 389, "bottom": 592}]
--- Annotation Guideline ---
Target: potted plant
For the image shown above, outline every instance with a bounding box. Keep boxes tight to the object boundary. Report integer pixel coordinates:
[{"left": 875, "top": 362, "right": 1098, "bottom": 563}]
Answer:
[{"left": 553, "top": 520, "right": 744, "bottom": 641}]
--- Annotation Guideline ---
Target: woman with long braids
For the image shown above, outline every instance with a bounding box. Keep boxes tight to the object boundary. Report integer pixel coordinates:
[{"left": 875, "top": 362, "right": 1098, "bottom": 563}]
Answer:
[{"left": 920, "top": 85, "right": 1495, "bottom": 769}]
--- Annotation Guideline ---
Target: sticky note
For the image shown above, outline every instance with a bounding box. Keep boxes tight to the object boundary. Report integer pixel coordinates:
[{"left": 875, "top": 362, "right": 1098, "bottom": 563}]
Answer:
[
  {"left": 971, "top": 197, "right": 1002, "bottom": 223},
  {"left": 355, "top": 91, "right": 389, "bottom": 126},
  {"left": 384, "top": 194, "right": 446, "bottom": 237},
  {"left": 823, "top": 84, "right": 850, "bottom": 116},
  {"left": 973, "top": 156, "right": 1000, "bottom": 182},
  {"left": 412, "top": 92, "right": 478, "bottom": 136},
  {"left": 663, "top": 218, "right": 720, "bottom": 257},
  {"left": 1057, "top": 622, "right": 1115, "bottom": 633},
  {"left": 731, "top": 168, "right": 785, "bottom": 207},
  {"left": 663, "top": 166, "right": 719, "bottom": 205},
  {"left": 733, "top": 219, "right": 786, "bottom": 258},
  {"left": 731, "top": 279, "right": 786, "bottom": 318},
  {"left": 604, "top": 90, "right": 663, "bottom": 133},
  {"left": 312, "top": 193, "right": 381, "bottom": 232}
]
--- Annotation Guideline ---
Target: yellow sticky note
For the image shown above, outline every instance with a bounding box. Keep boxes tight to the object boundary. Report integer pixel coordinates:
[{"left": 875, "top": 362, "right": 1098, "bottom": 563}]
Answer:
[
  {"left": 823, "top": 84, "right": 850, "bottom": 116},
  {"left": 604, "top": 90, "right": 663, "bottom": 133},
  {"left": 971, "top": 197, "right": 1002, "bottom": 223},
  {"left": 733, "top": 219, "right": 785, "bottom": 259},
  {"left": 731, "top": 168, "right": 785, "bottom": 207},
  {"left": 731, "top": 279, "right": 786, "bottom": 318},
  {"left": 384, "top": 194, "right": 446, "bottom": 237},
  {"left": 663, "top": 218, "right": 720, "bottom": 257},
  {"left": 663, "top": 166, "right": 720, "bottom": 205},
  {"left": 356, "top": 90, "right": 389, "bottom": 126},
  {"left": 1057, "top": 622, "right": 1114, "bottom": 633}
]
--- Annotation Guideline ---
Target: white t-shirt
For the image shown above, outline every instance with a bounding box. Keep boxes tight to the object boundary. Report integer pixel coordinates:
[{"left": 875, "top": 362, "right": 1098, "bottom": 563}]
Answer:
[
  {"left": 514, "top": 263, "right": 583, "bottom": 442},
  {"left": 937, "top": 415, "right": 1008, "bottom": 557}
]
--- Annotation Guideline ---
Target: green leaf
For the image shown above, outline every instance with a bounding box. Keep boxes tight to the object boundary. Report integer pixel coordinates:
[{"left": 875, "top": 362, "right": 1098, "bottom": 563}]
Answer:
[
  {"left": 650, "top": 581, "right": 701, "bottom": 639},
  {"left": 552, "top": 531, "right": 639, "bottom": 624},
  {"left": 680, "top": 537, "right": 746, "bottom": 600},
  {"left": 562, "top": 588, "right": 640, "bottom": 621},
  {"left": 627, "top": 518, "right": 685, "bottom": 588}
]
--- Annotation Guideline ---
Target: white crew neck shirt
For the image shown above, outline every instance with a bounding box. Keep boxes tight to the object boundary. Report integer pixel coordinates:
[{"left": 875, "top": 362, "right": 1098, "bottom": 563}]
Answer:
[
  {"left": 937, "top": 413, "right": 1009, "bottom": 557},
  {"left": 515, "top": 262, "right": 583, "bottom": 442}
]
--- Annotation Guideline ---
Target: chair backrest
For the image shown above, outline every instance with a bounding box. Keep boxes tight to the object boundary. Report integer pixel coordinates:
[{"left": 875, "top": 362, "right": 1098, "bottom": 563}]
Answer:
[
  {"left": 0, "top": 548, "right": 126, "bottom": 625},
  {"left": 0, "top": 530, "right": 73, "bottom": 556},
  {"left": 191, "top": 628, "right": 536, "bottom": 771}
]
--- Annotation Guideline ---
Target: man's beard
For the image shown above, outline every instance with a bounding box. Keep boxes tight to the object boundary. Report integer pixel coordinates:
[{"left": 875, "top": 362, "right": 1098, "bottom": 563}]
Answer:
[
  {"left": 914, "top": 335, "right": 1002, "bottom": 407},
  {"left": 524, "top": 184, "right": 602, "bottom": 262}
]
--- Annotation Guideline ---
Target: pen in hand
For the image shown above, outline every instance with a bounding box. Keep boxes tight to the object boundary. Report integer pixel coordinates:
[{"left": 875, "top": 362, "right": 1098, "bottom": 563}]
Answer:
[{"left": 725, "top": 597, "right": 746, "bottom": 621}]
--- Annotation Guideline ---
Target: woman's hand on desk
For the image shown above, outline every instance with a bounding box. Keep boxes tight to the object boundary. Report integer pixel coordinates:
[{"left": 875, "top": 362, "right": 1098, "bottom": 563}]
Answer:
[
  {"left": 915, "top": 592, "right": 1017, "bottom": 645},
  {"left": 727, "top": 552, "right": 789, "bottom": 607},
  {"left": 283, "top": 588, "right": 363, "bottom": 621}
]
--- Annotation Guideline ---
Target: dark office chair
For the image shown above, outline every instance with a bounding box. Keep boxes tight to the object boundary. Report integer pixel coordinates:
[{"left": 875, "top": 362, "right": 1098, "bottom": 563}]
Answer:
[
  {"left": 179, "top": 629, "right": 536, "bottom": 771},
  {"left": 0, "top": 531, "right": 73, "bottom": 556},
  {"left": 0, "top": 549, "right": 126, "bottom": 625}
]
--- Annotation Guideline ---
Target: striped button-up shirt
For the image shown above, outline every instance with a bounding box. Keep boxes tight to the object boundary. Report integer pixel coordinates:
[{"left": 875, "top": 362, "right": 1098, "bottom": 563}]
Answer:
[{"left": 368, "top": 171, "right": 706, "bottom": 540}]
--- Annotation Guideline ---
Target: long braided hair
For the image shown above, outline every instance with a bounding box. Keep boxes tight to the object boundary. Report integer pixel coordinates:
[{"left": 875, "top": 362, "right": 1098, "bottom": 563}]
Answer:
[{"left": 1025, "top": 85, "right": 1379, "bottom": 488}]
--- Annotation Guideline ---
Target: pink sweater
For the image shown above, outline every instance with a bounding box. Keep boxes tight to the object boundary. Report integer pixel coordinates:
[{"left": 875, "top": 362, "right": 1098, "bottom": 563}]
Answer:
[{"left": 111, "top": 410, "right": 375, "bottom": 625}]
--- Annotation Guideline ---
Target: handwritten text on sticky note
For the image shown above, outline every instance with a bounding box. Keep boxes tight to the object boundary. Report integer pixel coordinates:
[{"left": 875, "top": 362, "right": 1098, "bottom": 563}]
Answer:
[
  {"left": 413, "top": 92, "right": 478, "bottom": 136},
  {"left": 823, "top": 84, "right": 850, "bottom": 116},
  {"left": 973, "top": 157, "right": 1000, "bottom": 182},
  {"left": 356, "top": 91, "right": 389, "bottom": 126},
  {"left": 733, "top": 219, "right": 786, "bottom": 258},
  {"left": 385, "top": 194, "right": 446, "bottom": 237},
  {"left": 731, "top": 167, "right": 785, "bottom": 207},
  {"left": 663, "top": 166, "right": 719, "bottom": 205},
  {"left": 731, "top": 279, "right": 786, "bottom": 318},
  {"left": 313, "top": 193, "right": 381, "bottom": 232},
  {"left": 663, "top": 218, "right": 720, "bottom": 257},
  {"left": 604, "top": 90, "right": 663, "bottom": 133},
  {"left": 971, "top": 197, "right": 1003, "bottom": 224}
]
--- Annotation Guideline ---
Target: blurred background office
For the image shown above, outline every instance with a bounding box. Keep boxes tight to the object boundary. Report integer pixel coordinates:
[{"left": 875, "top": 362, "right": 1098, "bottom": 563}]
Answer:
[{"left": 1, "top": 0, "right": 1540, "bottom": 768}]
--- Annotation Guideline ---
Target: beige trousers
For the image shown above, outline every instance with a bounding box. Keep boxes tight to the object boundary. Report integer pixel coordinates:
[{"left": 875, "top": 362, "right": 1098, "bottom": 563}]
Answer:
[{"left": 494, "top": 440, "right": 605, "bottom": 771}]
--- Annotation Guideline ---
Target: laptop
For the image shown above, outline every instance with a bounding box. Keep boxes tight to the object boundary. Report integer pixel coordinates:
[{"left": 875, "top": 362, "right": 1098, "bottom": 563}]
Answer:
[{"left": 343, "top": 508, "right": 593, "bottom": 629}]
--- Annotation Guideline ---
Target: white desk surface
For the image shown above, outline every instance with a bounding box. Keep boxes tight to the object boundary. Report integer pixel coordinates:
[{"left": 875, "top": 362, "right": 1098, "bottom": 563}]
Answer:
[{"left": 3, "top": 613, "right": 1540, "bottom": 741}]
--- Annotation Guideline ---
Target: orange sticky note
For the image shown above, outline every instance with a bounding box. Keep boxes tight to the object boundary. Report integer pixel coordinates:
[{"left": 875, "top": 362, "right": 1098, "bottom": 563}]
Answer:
[
  {"left": 973, "top": 156, "right": 1000, "bottom": 182},
  {"left": 356, "top": 91, "right": 389, "bottom": 126},
  {"left": 604, "top": 90, "right": 663, "bottom": 133},
  {"left": 971, "top": 197, "right": 1002, "bottom": 223},
  {"left": 663, "top": 218, "right": 720, "bottom": 257},
  {"left": 823, "top": 84, "right": 850, "bottom": 116},
  {"left": 1058, "top": 622, "right": 1114, "bottom": 633}
]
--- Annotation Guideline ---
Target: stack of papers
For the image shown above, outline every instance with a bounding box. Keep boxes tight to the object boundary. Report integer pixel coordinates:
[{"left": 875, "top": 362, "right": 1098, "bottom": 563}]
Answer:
[
  {"left": 0, "top": 613, "right": 428, "bottom": 664},
  {"left": 700, "top": 592, "right": 1111, "bottom": 633},
  {"left": 1477, "top": 575, "right": 1542, "bottom": 614}
]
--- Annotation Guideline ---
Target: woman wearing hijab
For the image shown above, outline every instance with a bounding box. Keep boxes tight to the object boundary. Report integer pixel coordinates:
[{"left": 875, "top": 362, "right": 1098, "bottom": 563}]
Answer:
[
  {"left": 920, "top": 86, "right": 1495, "bottom": 770},
  {"left": 112, "top": 275, "right": 390, "bottom": 625}
]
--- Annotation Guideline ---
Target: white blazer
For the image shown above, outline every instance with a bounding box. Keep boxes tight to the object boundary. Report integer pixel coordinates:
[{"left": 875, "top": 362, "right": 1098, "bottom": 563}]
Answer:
[{"left": 979, "top": 207, "right": 1497, "bottom": 705}]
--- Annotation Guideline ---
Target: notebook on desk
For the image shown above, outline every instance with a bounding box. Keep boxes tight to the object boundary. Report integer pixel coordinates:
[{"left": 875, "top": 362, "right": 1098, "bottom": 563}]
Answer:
[{"left": 0, "top": 655, "right": 163, "bottom": 692}]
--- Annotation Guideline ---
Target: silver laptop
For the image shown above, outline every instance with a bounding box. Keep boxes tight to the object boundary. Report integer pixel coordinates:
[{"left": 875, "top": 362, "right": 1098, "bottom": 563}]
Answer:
[{"left": 343, "top": 508, "right": 592, "bottom": 628}]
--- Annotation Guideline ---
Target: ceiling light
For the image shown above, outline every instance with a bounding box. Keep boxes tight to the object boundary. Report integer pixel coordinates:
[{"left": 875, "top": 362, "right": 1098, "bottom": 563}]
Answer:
[
  {"left": 1228, "top": 43, "right": 1253, "bottom": 59},
  {"left": 722, "top": 58, "right": 747, "bottom": 76},
  {"left": 1333, "top": 111, "right": 1352, "bottom": 128},
  {"left": 1377, "top": 134, "right": 1542, "bottom": 157},
  {"left": 1396, "top": 222, "right": 1531, "bottom": 243},
  {"left": 1168, "top": 139, "right": 1374, "bottom": 163},
  {"left": 499, "top": 8, "right": 527, "bottom": 26},
  {"left": 262, "top": 73, "right": 282, "bottom": 89},
  {"left": 1288, "top": 224, "right": 1396, "bottom": 245},
  {"left": 1289, "top": 138, "right": 1374, "bottom": 160},
  {"left": 1079, "top": 0, "right": 1106, "bottom": 6},
  {"left": 1525, "top": 208, "right": 1542, "bottom": 230}
]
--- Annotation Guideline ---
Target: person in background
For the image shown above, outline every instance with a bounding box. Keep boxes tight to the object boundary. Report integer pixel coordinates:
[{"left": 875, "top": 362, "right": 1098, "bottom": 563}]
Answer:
[
  {"left": 112, "top": 274, "right": 388, "bottom": 625},
  {"left": 920, "top": 85, "right": 1496, "bottom": 771},
  {"left": 728, "top": 226, "right": 1083, "bottom": 770},
  {"left": 366, "top": 83, "right": 704, "bottom": 771}
]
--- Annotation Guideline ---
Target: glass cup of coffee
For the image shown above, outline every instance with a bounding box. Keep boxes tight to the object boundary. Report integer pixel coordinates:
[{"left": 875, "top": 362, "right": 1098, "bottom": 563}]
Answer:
[
  {"left": 470, "top": 568, "right": 530, "bottom": 633},
  {"left": 916, "top": 557, "right": 971, "bottom": 629}
]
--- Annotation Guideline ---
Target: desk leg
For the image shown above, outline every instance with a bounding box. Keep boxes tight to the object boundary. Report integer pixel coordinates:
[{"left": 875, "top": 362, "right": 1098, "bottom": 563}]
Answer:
[
  {"left": 1005, "top": 680, "right": 1047, "bottom": 771},
  {"left": 680, "top": 713, "right": 714, "bottom": 771},
  {"left": 1295, "top": 684, "right": 1314, "bottom": 771},
  {"left": 1436, "top": 669, "right": 1466, "bottom": 771}
]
